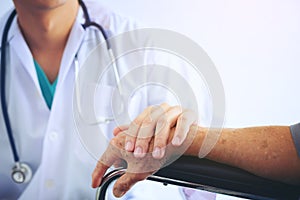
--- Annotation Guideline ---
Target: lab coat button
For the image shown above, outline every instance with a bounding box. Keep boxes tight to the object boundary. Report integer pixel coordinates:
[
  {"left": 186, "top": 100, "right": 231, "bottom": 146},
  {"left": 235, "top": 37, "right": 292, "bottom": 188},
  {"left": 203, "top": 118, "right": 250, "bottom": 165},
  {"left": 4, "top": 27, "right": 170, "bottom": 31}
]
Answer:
[
  {"left": 49, "top": 131, "right": 58, "bottom": 141},
  {"left": 45, "top": 179, "right": 55, "bottom": 189}
]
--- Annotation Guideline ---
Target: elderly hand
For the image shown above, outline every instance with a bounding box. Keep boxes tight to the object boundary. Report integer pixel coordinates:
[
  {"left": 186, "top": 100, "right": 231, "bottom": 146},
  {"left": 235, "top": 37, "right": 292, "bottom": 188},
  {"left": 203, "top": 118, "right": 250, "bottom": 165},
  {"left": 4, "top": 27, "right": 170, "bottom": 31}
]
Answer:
[
  {"left": 114, "top": 103, "right": 197, "bottom": 159},
  {"left": 91, "top": 126, "right": 198, "bottom": 197}
]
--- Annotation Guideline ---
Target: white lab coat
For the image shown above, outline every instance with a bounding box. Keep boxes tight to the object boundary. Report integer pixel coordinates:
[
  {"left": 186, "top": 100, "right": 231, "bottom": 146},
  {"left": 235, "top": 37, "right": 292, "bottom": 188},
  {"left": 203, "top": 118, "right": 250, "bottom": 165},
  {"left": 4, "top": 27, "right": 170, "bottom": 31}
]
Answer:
[{"left": 0, "top": 0, "right": 211, "bottom": 199}]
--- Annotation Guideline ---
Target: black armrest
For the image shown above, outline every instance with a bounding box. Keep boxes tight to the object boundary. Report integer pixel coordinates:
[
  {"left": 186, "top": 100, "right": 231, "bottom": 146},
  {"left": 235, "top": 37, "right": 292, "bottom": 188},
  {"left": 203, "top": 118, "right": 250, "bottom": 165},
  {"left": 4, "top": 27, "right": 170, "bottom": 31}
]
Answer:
[
  {"left": 96, "top": 156, "right": 300, "bottom": 200},
  {"left": 153, "top": 156, "right": 300, "bottom": 200}
]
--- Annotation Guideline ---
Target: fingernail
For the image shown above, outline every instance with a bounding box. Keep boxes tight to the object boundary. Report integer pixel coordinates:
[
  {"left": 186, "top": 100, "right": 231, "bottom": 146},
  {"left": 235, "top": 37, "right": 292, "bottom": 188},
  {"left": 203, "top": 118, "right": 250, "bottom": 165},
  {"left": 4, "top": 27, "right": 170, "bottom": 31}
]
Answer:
[
  {"left": 125, "top": 141, "right": 133, "bottom": 151},
  {"left": 172, "top": 136, "right": 182, "bottom": 146},
  {"left": 119, "top": 191, "right": 126, "bottom": 197},
  {"left": 152, "top": 147, "right": 161, "bottom": 158},
  {"left": 134, "top": 146, "right": 144, "bottom": 158},
  {"left": 152, "top": 147, "right": 166, "bottom": 159},
  {"left": 114, "top": 189, "right": 125, "bottom": 197}
]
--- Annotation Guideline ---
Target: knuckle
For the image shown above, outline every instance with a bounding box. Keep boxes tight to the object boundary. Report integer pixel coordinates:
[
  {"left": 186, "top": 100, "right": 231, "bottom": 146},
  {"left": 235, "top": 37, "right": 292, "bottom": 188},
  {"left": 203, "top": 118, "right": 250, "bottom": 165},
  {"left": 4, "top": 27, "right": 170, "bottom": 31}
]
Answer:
[
  {"left": 145, "top": 105, "right": 154, "bottom": 111},
  {"left": 142, "top": 116, "right": 153, "bottom": 126},
  {"left": 154, "top": 132, "right": 168, "bottom": 143},
  {"left": 155, "top": 119, "right": 170, "bottom": 136},
  {"left": 132, "top": 118, "right": 143, "bottom": 126},
  {"left": 136, "top": 137, "right": 151, "bottom": 146},
  {"left": 125, "top": 133, "right": 133, "bottom": 140},
  {"left": 160, "top": 103, "right": 170, "bottom": 110},
  {"left": 157, "top": 117, "right": 169, "bottom": 126},
  {"left": 110, "top": 138, "right": 116, "bottom": 145},
  {"left": 110, "top": 137, "right": 119, "bottom": 145},
  {"left": 178, "top": 114, "right": 188, "bottom": 124},
  {"left": 154, "top": 140, "right": 167, "bottom": 148},
  {"left": 160, "top": 102, "right": 170, "bottom": 107},
  {"left": 174, "top": 105, "right": 183, "bottom": 111},
  {"left": 137, "top": 124, "right": 154, "bottom": 138},
  {"left": 125, "top": 136, "right": 135, "bottom": 145},
  {"left": 135, "top": 175, "right": 147, "bottom": 182},
  {"left": 144, "top": 106, "right": 155, "bottom": 116},
  {"left": 95, "top": 160, "right": 104, "bottom": 170}
]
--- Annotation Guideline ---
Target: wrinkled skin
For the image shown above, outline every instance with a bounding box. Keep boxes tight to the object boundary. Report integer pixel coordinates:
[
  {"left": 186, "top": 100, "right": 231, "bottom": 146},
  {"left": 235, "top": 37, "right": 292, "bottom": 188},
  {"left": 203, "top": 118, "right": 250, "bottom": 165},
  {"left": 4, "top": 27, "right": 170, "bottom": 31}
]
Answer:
[{"left": 92, "top": 127, "right": 197, "bottom": 197}]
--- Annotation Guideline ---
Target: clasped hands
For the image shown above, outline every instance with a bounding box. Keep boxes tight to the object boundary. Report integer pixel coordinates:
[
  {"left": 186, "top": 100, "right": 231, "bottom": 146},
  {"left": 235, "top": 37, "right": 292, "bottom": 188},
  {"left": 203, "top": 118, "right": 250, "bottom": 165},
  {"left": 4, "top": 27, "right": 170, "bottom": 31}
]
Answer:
[{"left": 91, "top": 103, "right": 197, "bottom": 197}]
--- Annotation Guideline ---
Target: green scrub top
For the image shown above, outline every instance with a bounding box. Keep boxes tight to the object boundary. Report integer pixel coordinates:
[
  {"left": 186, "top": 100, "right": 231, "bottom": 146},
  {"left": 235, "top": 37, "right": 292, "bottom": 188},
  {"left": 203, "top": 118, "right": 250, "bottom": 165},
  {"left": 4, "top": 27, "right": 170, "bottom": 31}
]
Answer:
[{"left": 34, "top": 60, "right": 57, "bottom": 109}]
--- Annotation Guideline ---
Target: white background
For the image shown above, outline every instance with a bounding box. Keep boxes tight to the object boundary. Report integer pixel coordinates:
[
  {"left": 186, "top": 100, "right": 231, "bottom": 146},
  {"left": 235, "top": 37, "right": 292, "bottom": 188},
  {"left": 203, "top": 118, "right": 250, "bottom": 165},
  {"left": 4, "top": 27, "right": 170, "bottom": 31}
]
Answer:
[
  {"left": 1, "top": 1, "right": 299, "bottom": 199},
  {"left": 2, "top": 0, "right": 300, "bottom": 128},
  {"left": 1, "top": 2, "right": 299, "bottom": 199}
]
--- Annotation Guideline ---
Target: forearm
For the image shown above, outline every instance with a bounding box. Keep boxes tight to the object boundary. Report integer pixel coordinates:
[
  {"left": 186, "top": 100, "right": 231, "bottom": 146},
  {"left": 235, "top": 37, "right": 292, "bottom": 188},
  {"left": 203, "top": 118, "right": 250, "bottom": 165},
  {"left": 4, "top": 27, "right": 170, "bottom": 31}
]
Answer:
[{"left": 185, "top": 126, "right": 300, "bottom": 185}]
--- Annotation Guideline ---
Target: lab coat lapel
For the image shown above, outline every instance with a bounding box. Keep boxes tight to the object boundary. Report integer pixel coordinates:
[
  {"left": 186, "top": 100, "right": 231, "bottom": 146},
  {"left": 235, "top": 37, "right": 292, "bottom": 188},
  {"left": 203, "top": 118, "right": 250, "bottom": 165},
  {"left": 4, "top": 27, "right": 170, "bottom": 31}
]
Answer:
[
  {"left": 9, "top": 18, "right": 41, "bottom": 93},
  {"left": 56, "top": 19, "right": 85, "bottom": 88},
  {"left": 8, "top": 14, "right": 86, "bottom": 98}
]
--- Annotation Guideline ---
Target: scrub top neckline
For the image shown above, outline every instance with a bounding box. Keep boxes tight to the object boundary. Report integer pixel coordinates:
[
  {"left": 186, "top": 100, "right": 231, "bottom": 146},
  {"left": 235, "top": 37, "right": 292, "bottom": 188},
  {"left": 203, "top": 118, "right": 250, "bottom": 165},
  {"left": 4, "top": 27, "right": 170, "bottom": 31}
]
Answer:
[{"left": 33, "top": 59, "right": 58, "bottom": 109}]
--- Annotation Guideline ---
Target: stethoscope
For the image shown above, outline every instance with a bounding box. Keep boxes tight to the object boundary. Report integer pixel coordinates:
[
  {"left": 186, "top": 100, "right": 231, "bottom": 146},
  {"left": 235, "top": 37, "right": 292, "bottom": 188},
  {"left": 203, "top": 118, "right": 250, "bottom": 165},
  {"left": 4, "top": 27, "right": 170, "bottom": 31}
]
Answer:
[{"left": 1, "top": 0, "right": 119, "bottom": 184}]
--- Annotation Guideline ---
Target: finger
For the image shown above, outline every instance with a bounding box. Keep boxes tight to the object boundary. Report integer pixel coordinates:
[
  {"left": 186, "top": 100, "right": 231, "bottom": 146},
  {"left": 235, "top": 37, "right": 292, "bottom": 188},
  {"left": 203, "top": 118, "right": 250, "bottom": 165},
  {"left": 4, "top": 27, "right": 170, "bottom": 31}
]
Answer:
[
  {"left": 113, "top": 125, "right": 129, "bottom": 136},
  {"left": 91, "top": 145, "right": 119, "bottom": 188},
  {"left": 172, "top": 110, "right": 197, "bottom": 146},
  {"left": 134, "top": 103, "right": 170, "bottom": 158},
  {"left": 152, "top": 106, "right": 182, "bottom": 159},
  {"left": 124, "top": 106, "right": 152, "bottom": 152},
  {"left": 113, "top": 172, "right": 149, "bottom": 197},
  {"left": 91, "top": 160, "right": 110, "bottom": 188}
]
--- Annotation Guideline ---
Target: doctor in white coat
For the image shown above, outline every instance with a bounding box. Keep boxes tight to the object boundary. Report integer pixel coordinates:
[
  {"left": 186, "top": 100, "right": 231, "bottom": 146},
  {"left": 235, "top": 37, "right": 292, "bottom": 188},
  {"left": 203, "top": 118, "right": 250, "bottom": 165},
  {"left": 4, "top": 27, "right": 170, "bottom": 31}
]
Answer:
[{"left": 0, "top": 0, "right": 211, "bottom": 199}]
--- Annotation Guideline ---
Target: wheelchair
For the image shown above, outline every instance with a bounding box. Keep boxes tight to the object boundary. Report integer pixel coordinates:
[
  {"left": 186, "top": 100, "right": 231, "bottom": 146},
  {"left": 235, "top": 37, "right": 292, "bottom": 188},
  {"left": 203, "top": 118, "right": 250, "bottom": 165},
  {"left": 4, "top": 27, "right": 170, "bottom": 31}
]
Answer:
[{"left": 96, "top": 156, "right": 300, "bottom": 200}]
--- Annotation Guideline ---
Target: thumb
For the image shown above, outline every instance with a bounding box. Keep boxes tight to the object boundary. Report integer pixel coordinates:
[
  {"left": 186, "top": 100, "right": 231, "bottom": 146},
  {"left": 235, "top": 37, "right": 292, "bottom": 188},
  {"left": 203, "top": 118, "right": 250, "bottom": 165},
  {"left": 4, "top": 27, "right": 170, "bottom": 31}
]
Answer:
[
  {"left": 91, "top": 145, "right": 120, "bottom": 188},
  {"left": 91, "top": 160, "right": 110, "bottom": 188},
  {"left": 113, "top": 172, "right": 149, "bottom": 197}
]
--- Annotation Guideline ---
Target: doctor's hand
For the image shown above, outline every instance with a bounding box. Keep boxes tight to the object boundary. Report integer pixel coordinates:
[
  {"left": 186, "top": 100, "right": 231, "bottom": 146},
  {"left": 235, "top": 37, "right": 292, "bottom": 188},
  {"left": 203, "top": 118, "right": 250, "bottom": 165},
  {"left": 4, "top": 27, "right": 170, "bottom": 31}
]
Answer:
[
  {"left": 91, "top": 126, "right": 197, "bottom": 197},
  {"left": 113, "top": 103, "right": 197, "bottom": 159}
]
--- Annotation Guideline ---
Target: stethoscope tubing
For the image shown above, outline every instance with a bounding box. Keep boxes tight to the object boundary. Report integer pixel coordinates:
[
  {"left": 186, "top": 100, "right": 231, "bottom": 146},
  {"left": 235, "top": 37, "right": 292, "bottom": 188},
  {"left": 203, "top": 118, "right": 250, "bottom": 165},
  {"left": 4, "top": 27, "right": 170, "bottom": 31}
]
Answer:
[
  {"left": 1, "top": 9, "right": 19, "bottom": 163},
  {"left": 1, "top": 0, "right": 114, "bottom": 183},
  {"left": 79, "top": 0, "right": 111, "bottom": 49}
]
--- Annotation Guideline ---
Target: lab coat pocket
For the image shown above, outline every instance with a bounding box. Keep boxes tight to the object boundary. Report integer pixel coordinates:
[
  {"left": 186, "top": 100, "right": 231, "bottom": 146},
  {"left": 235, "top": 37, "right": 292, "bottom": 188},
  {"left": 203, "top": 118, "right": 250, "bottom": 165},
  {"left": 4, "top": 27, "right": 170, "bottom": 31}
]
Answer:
[
  {"left": 94, "top": 85, "right": 150, "bottom": 126},
  {"left": 74, "top": 84, "right": 117, "bottom": 161},
  {"left": 75, "top": 81, "right": 147, "bottom": 129},
  {"left": 94, "top": 84, "right": 117, "bottom": 123},
  {"left": 76, "top": 83, "right": 118, "bottom": 126}
]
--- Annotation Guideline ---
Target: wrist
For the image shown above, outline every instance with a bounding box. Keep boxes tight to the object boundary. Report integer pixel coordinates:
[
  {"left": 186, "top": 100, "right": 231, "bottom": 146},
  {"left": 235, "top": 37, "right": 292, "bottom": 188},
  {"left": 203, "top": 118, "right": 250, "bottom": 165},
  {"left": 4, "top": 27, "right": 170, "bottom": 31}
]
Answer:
[{"left": 185, "top": 126, "right": 207, "bottom": 156}]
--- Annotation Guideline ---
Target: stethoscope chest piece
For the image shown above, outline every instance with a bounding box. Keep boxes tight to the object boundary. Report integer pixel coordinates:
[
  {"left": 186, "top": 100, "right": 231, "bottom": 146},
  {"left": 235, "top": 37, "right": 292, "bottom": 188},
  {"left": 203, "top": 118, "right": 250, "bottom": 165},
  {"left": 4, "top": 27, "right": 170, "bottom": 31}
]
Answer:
[{"left": 11, "top": 163, "right": 32, "bottom": 184}]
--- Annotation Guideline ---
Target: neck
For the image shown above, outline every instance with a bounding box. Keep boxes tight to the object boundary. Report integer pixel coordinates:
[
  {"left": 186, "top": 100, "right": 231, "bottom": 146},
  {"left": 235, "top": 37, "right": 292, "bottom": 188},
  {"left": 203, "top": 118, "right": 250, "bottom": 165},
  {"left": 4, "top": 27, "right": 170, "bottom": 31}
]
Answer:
[{"left": 14, "top": 0, "right": 79, "bottom": 53}]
